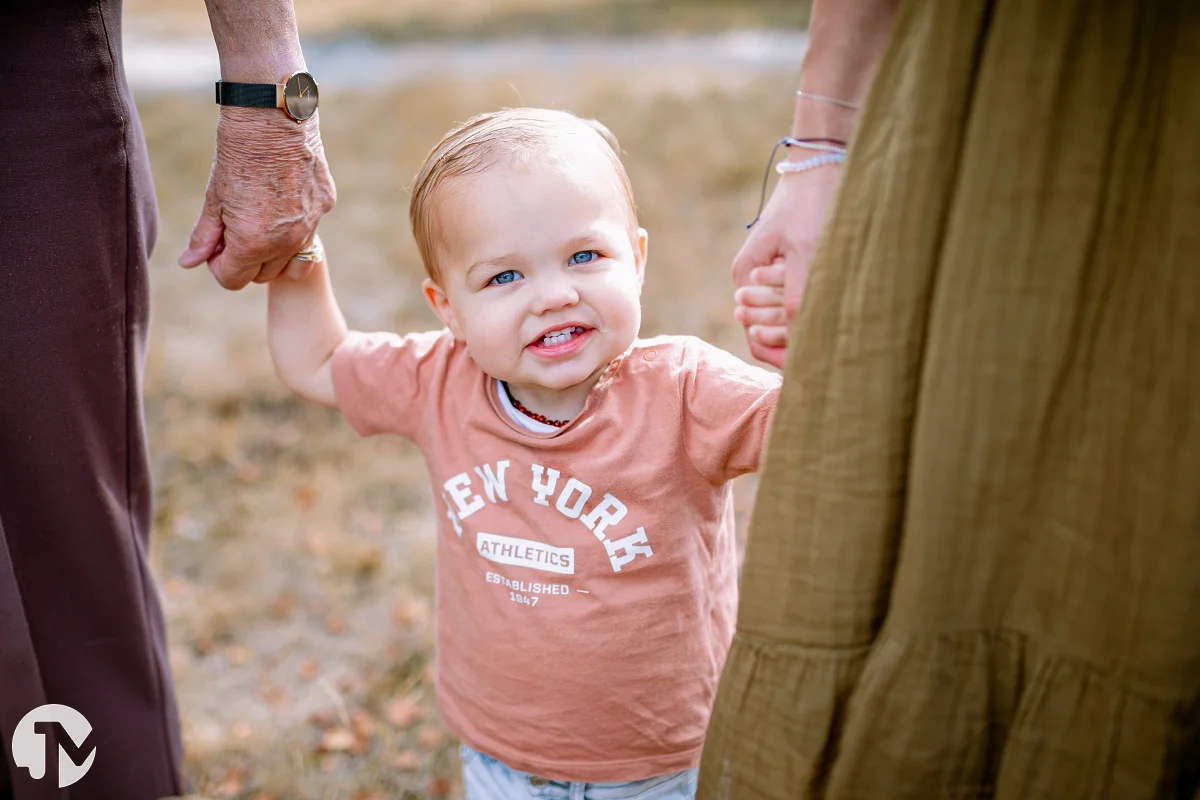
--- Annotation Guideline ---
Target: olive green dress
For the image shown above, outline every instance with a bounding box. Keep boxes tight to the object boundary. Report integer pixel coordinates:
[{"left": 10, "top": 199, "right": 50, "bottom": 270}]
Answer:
[{"left": 699, "top": 1, "right": 1199, "bottom": 798}]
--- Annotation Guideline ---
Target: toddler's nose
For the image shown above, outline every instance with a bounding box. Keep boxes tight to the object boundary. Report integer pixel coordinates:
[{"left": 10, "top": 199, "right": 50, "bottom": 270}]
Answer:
[{"left": 530, "top": 275, "right": 580, "bottom": 315}]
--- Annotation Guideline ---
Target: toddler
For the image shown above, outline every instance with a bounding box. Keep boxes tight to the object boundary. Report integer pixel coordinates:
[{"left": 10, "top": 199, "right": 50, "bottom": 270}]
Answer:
[{"left": 266, "top": 108, "right": 784, "bottom": 799}]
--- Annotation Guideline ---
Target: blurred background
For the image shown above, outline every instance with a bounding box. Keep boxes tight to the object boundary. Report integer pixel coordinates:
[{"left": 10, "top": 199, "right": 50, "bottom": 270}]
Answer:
[{"left": 126, "top": 1, "right": 809, "bottom": 796}]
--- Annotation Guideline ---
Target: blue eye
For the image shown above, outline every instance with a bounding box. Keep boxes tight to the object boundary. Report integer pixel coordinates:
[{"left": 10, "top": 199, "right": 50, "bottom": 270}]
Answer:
[
  {"left": 569, "top": 251, "right": 599, "bottom": 265},
  {"left": 489, "top": 270, "right": 521, "bottom": 286}
]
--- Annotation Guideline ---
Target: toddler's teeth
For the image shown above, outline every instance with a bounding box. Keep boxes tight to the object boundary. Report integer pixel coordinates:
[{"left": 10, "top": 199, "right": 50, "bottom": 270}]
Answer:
[{"left": 539, "top": 326, "right": 587, "bottom": 346}]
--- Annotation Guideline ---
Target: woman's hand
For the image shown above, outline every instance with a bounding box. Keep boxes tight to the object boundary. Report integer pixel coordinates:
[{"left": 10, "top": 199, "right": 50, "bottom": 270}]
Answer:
[
  {"left": 731, "top": 163, "right": 843, "bottom": 369},
  {"left": 178, "top": 107, "right": 336, "bottom": 290}
]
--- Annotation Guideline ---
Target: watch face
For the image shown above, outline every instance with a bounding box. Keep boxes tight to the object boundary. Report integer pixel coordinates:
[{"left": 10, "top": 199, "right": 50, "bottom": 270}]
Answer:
[{"left": 283, "top": 72, "right": 319, "bottom": 121}]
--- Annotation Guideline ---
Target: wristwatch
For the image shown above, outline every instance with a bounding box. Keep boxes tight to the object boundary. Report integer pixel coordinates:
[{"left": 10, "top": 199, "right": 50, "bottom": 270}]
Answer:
[{"left": 215, "top": 71, "right": 319, "bottom": 122}]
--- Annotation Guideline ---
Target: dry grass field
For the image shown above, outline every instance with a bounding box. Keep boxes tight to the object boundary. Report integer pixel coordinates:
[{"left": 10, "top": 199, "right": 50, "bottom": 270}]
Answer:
[
  {"left": 134, "top": 3, "right": 805, "bottom": 797},
  {"left": 127, "top": 0, "right": 808, "bottom": 38}
]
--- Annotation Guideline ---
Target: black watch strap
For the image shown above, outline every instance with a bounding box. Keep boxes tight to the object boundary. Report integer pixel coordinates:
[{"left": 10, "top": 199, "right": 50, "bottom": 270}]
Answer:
[{"left": 215, "top": 81, "right": 277, "bottom": 108}]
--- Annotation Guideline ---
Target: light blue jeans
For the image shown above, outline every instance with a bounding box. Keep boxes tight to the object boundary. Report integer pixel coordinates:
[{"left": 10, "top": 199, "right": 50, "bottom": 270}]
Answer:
[{"left": 460, "top": 745, "right": 698, "bottom": 800}]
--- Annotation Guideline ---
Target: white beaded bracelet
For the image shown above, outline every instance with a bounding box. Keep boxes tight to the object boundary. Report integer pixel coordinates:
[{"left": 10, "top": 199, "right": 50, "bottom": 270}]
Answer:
[
  {"left": 776, "top": 152, "right": 847, "bottom": 175},
  {"left": 748, "top": 137, "right": 850, "bottom": 228}
]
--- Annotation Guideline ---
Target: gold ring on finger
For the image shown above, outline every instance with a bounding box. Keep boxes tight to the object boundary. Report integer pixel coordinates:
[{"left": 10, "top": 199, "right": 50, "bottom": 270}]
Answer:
[{"left": 293, "top": 233, "right": 325, "bottom": 263}]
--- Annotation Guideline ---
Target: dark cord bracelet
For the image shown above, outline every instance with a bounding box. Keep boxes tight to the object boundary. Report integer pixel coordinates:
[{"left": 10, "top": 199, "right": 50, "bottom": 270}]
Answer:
[{"left": 746, "top": 137, "right": 849, "bottom": 229}]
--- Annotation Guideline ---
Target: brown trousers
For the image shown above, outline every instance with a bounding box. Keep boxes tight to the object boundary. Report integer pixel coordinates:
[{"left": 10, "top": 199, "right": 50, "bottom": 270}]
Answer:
[{"left": 0, "top": 1, "right": 183, "bottom": 797}]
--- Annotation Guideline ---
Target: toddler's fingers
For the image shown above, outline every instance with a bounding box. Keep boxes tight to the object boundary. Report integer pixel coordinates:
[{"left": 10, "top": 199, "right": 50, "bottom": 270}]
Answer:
[
  {"left": 734, "top": 284, "right": 785, "bottom": 307},
  {"left": 282, "top": 258, "right": 315, "bottom": 281},
  {"left": 736, "top": 305, "right": 787, "bottom": 327},
  {"left": 749, "top": 324, "right": 789, "bottom": 349},
  {"left": 749, "top": 261, "right": 786, "bottom": 288}
]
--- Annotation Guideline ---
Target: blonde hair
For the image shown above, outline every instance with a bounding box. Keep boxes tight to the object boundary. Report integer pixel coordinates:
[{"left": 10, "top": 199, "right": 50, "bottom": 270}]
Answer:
[{"left": 409, "top": 108, "right": 638, "bottom": 282}]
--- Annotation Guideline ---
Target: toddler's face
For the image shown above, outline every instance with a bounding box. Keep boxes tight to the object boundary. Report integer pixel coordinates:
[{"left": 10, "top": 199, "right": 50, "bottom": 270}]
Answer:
[{"left": 423, "top": 148, "right": 647, "bottom": 400}]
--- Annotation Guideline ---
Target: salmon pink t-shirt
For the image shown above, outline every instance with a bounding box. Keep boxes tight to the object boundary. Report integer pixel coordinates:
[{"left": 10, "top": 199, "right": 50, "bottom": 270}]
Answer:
[{"left": 332, "top": 329, "right": 779, "bottom": 781}]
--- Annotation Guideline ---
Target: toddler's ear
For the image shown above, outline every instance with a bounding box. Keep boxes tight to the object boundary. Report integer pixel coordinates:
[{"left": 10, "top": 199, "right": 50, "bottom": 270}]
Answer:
[
  {"left": 634, "top": 228, "right": 649, "bottom": 290},
  {"left": 423, "top": 279, "right": 465, "bottom": 340}
]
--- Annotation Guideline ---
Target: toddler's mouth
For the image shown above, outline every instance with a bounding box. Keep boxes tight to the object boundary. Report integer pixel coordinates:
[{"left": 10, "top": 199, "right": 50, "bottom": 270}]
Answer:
[{"left": 527, "top": 324, "right": 593, "bottom": 356}]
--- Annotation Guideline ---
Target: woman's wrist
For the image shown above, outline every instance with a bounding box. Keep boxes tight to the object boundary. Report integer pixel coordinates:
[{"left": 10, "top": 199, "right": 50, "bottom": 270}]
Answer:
[
  {"left": 790, "top": 0, "right": 901, "bottom": 141},
  {"left": 789, "top": 93, "right": 859, "bottom": 143},
  {"left": 791, "top": 54, "right": 866, "bottom": 141},
  {"left": 206, "top": 0, "right": 306, "bottom": 82}
]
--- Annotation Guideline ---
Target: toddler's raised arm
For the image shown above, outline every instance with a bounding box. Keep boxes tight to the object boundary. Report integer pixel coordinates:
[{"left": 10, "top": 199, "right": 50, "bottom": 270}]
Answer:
[{"left": 266, "top": 255, "right": 348, "bottom": 409}]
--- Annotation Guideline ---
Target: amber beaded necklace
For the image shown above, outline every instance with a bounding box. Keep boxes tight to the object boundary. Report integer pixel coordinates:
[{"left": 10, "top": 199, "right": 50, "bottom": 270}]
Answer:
[{"left": 502, "top": 382, "right": 569, "bottom": 428}]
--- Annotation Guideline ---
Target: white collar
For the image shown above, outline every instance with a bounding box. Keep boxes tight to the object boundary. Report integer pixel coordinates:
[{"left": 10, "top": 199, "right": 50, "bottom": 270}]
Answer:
[{"left": 495, "top": 380, "right": 559, "bottom": 433}]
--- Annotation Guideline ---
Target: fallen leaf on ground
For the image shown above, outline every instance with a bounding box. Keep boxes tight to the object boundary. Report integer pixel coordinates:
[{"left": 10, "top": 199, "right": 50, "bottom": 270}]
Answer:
[
  {"left": 236, "top": 463, "right": 261, "bottom": 484},
  {"left": 428, "top": 775, "right": 451, "bottom": 797},
  {"left": 211, "top": 766, "right": 247, "bottom": 797},
  {"left": 417, "top": 726, "right": 445, "bottom": 750},
  {"left": 213, "top": 782, "right": 241, "bottom": 798},
  {"left": 320, "top": 727, "right": 359, "bottom": 752},
  {"left": 384, "top": 697, "right": 422, "bottom": 728},
  {"left": 269, "top": 591, "right": 295, "bottom": 619},
  {"left": 294, "top": 484, "right": 317, "bottom": 510},
  {"left": 258, "top": 684, "right": 288, "bottom": 707},
  {"left": 225, "top": 645, "right": 252, "bottom": 666},
  {"left": 351, "top": 710, "right": 377, "bottom": 738},
  {"left": 161, "top": 577, "right": 190, "bottom": 597},
  {"left": 392, "top": 598, "right": 430, "bottom": 629}
]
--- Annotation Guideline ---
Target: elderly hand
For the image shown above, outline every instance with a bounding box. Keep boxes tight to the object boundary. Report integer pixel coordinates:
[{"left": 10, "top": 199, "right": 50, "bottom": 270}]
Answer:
[
  {"left": 178, "top": 107, "right": 336, "bottom": 289},
  {"left": 731, "top": 162, "right": 842, "bottom": 369}
]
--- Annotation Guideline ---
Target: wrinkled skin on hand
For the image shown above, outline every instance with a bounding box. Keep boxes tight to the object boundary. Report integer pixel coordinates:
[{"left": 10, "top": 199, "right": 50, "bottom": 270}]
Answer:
[
  {"left": 178, "top": 107, "right": 336, "bottom": 289},
  {"left": 732, "top": 164, "right": 842, "bottom": 369}
]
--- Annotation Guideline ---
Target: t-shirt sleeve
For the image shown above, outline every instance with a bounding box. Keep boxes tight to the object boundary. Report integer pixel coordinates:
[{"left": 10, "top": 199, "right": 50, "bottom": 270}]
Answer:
[
  {"left": 680, "top": 338, "right": 781, "bottom": 484},
  {"left": 331, "top": 328, "right": 452, "bottom": 442}
]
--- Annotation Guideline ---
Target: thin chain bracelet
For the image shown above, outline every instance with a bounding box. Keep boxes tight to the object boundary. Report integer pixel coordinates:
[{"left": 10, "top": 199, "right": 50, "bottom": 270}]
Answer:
[{"left": 796, "top": 90, "right": 861, "bottom": 110}]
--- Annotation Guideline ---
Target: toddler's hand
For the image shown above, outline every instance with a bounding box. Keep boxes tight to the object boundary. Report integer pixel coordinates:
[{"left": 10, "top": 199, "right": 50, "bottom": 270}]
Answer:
[
  {"left": 280, "top": 233, "right": 325, "bottom": 282},
  {"left": 733, "top": 259, "right": 788, "bottom": 364}
]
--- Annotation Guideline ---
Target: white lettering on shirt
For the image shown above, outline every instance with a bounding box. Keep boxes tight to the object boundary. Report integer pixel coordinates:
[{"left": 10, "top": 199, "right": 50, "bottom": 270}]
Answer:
[
  {"left": 530, "top": 464, "right": 560, "bottom": 507},
  {"left": 579, "top": 493, "right": 628, "bottom": 541},
  {"left": 477, "top": 533, "right": 575, "bottom": 575},
  {"left": 474, "top": 460, "right": 510, "bottom": 503},
  {"left": 444, "top": 472, "right": 484, "bottom": 520},
  {"left": 604, "top": 528, "right": 654, "bottom": 572},
  {"left": 485, "top": 571, "right": 572, "bottom": 594},
  {"left": 555, "top": 478, "right": 592, "bottom": 519},
  {"left": 445, "top": 461, "right": 657, "bottom": 576}
]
